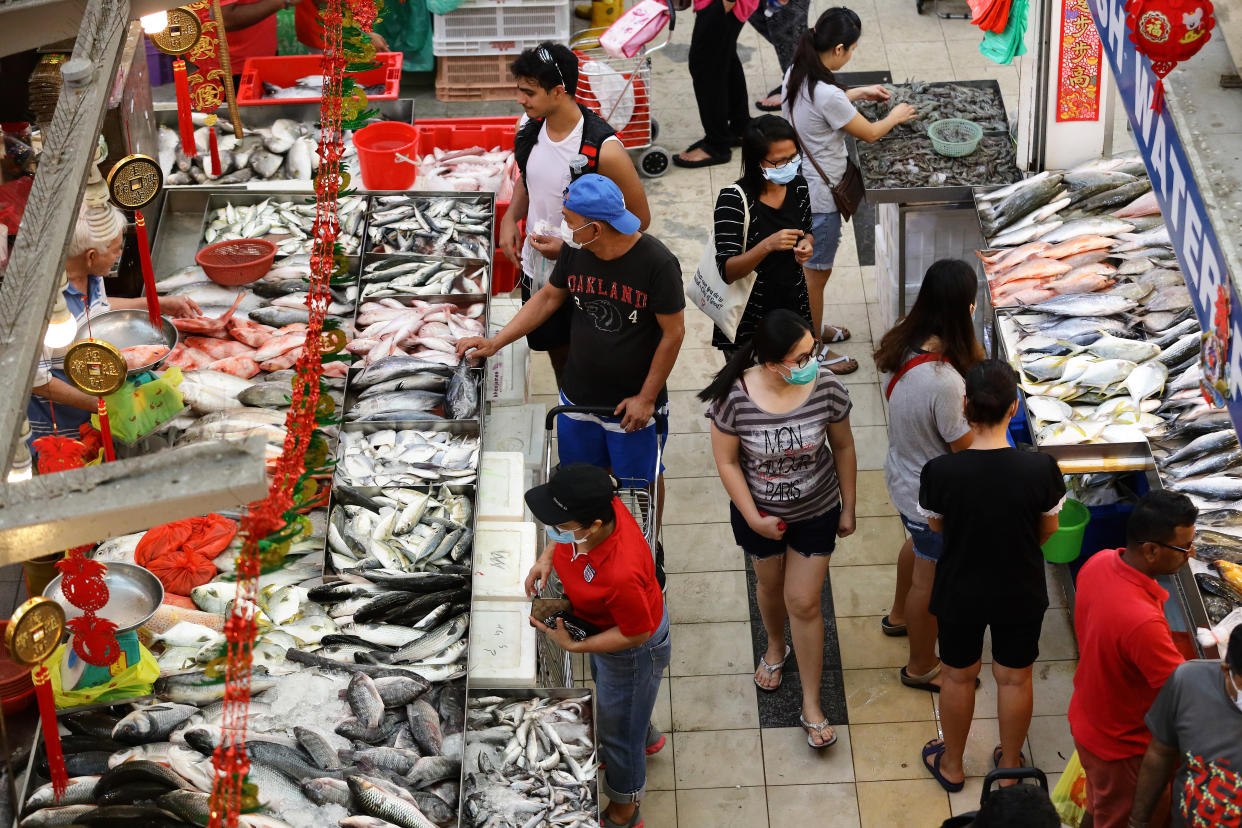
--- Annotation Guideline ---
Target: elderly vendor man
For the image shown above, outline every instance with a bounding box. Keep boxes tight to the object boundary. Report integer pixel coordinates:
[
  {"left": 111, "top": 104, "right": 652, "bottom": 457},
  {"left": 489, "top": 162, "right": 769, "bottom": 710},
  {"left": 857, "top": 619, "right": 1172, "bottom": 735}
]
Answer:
[{"left": 27, "top": 198, "right": 199, "bottom": 444}]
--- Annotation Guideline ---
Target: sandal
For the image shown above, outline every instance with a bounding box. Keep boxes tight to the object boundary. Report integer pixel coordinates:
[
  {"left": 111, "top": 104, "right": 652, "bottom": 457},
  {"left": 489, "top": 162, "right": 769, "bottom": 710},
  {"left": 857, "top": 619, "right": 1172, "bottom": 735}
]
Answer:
[
  {"left": 754, "top": 644, "right": 791, "bottom": 692},
  {"left": 881, "top": 614, "right": 907, "bottom": 637},
  {"left": 922, "top": 738, "right": 965, "bottom": 793},
  {"left": 900, "top": 663, "right": 943, "bottom": 692},
  {"left": 673, "top": 146, "right": 732, "bottom": 168},
  {"left": 992, "top": 744, "right": 1027, "bottom": 769},
  {"left": 601, "top": 805, "right": 643, "bottom": 827},
  {"left": 755, "top": 87, "right": 783, "bottom": 111},
  {"left": 821, "top": 323, "right": 852, "bottom": 344},
  {"left": 821, "top": 353, "right": 860, "bottom": 375},
  {"left": 799, "top": 712, "right": 837, "bottom": 749}
]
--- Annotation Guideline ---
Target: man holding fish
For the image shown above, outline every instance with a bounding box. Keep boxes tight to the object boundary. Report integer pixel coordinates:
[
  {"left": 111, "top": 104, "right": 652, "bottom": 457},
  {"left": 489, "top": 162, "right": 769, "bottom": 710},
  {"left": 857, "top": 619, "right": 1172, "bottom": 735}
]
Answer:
[
  {"left": 27, "top": 198, "right": 200, "bottom": 451},
  {"left": 501, "top": 42, "right": 651, "bottom": 385}
]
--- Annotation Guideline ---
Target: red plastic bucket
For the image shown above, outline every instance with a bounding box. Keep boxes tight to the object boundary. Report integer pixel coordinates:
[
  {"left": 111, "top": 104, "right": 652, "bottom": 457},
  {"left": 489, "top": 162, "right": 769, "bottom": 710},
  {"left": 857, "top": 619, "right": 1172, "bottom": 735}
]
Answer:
[{"left": 354, "top": 121, "right": 420, "bottom": 190}]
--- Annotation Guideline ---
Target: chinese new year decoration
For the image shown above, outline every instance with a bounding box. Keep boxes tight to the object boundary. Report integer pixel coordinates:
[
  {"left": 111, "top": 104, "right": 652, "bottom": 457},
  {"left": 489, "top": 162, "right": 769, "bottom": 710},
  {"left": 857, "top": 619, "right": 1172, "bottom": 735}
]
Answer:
[
  {"left": 205, "top": 0, "right": 382, "bottom": 822},
  {"left": 57, "top": 549, "right": 121, "bottom": 666},
  {"left": 1057, "top": 0, "right": 1102, "bottom": 121},
  {"left": 1201, "top": 284, "right": 1229, "bottom": 408},
  {"left": 1126, "top": 0, "right": 1216, "bottom": 113}
]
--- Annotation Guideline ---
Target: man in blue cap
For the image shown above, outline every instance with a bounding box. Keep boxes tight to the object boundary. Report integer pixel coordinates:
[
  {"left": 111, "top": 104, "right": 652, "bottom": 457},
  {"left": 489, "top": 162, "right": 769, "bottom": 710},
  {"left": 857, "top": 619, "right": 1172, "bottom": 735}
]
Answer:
[{"left": 459, "top": 173, "right": 684, "bottom": 584}]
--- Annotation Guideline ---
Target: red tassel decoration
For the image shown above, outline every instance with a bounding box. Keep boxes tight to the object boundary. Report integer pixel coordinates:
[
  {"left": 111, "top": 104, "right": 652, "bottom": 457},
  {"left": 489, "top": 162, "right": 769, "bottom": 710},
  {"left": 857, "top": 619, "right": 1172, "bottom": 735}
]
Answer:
[
  {"left": 96, "top": 398, "right": 115, "bottom": 462},
  {"left": 32, "top": 666, "right": 68, "bottom": 799},
  {"left": 208, "top": 125, "right": 221, "bottom": 176},
  {"left": 172, "top": 59, "right": 197, "bottom": 158},
  {"left": 1151, "top": 80, "right": 1164, "bottom": 114},
  {"left": 134, "top": 212, "right": 162, "bottom": 328}
]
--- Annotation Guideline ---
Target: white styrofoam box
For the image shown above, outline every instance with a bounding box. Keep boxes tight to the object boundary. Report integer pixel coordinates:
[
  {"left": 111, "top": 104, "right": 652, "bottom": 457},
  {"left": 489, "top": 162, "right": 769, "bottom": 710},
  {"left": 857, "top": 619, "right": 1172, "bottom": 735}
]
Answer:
[
  {"left": 490, "top": 297, "right": 522, "bottom": 327},
  {"left": 467, "top": 599, "right": 539, "bottom": 687},
  {"left": 472, "top": 520, "right": 537, "bottom": 602},
  {"left": 874, "top": 203, "right": 988, "bottom": 342},
  {"left": 433, "top": 0, "right": 570, "bottom": 57},
  {"left": 485, "top": 340, "right": 529, "bottom": 405},
  {"left": 478, "top": 451, "right": 527, "bottom": 522},
  {"left": 482, "top": 403, "right": 545, "bottom": 469}
]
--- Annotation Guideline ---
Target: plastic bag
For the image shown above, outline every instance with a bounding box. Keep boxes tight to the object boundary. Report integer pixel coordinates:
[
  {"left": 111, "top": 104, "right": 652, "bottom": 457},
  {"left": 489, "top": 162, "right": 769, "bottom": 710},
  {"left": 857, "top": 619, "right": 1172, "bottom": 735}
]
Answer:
[
  {"left": 49, "top": 641, "right": 159, "bottom": 707},
  {"left": 91, "top": 368, "right": 186, "bottom": 444},
  {"left": 378, "top": 0, "right": 435, "bottom": 71},
  {"left": 1051, "top": 750, "right": 1088, "bottom": 828},
  {"left": 135, "top": 514, "right": 239, "bottom": 596}
]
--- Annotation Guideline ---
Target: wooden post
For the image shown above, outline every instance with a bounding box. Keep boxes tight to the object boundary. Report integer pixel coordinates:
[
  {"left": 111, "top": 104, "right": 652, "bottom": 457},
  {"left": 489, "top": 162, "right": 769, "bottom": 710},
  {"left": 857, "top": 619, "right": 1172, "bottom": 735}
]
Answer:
[
  {"left": 0, "top": 436, "right": 269, "bottom": 565},
  {"left": 0, "top": 0, "right": 129, "bottom": 461}
]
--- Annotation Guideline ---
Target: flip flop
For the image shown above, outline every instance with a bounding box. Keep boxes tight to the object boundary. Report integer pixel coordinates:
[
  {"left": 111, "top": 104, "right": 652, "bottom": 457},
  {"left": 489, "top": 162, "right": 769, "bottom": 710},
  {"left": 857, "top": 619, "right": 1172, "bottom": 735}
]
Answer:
[
  {"left": 754, "top": 644, "right": 791, "bottom": 692},
  {"left": 756, "top": 87, "right": 783, "bottom": 111},
  {"left": 821, "top": 323, "right": 852, "bottom": 343},
  {"left": 881, "top": 614, "right": 908, "bottom": 637},
  {"left": 923, "top": 739, "right": 965, "bottom": 793},
  {"left": 821, "top": 353, "right": 860, "bottom": 375},
  {"left": 800, "top": 712, "right": 837, "bottom": 749},
  {"left": 992, "top": 744, "right": 1027, "bottom": 769},
  {"left": 900, "top": 663, "right": 943, "bottom": 692},
  {"left": 673, "top": 147, "right": 732, "bottom": 168}
]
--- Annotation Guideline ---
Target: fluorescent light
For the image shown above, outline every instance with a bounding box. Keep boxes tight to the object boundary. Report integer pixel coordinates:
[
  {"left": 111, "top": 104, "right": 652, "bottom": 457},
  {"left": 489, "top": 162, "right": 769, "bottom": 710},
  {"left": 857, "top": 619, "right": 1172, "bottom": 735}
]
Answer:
[
  {"left": 140, "top": 10, "right": 169, "bottom": 34},
  {"left": 44, "top": 299, "right": 77, "bottom": 349},
  {"left": 8, "top": 441, "right": 31, "bottom": 483}
]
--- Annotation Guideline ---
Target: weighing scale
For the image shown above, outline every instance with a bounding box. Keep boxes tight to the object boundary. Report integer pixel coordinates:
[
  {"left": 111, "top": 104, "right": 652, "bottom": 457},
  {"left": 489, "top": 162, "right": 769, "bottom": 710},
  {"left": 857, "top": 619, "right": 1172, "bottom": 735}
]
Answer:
[{"left": 42, "top": 562, "right": 163, "bottom": 690}]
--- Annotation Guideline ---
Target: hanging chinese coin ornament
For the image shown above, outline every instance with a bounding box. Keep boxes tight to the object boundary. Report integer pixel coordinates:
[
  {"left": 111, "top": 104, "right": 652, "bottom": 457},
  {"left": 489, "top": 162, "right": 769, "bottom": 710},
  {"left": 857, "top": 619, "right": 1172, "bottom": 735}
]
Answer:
[
  {"left": 7, "top": 598, "right": 68, "bottom": 798},
  {"left": 146, "top": 7, "right": 203, "bottom": 156},
  {"left": 1125, "top": 0, "right": 1215, "bottom": 113},
  {"left": 106, "top": 154, "right": 164, "bottom": 328}
]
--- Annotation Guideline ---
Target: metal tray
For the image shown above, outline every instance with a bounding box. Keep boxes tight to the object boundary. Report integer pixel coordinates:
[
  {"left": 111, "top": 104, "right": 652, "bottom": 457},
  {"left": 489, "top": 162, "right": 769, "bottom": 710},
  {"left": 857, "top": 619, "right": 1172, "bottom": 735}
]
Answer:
[
  {"left": 200, "top": 190, "right": 368, "bottom": 259},
  {"left": 363, "top": 190, "right": 496, "bottom": 265},
  {"left": 153, "top": 99, "right": 415, "bottom": 136},
  {"left": 335, "top": 420, "right": 482, "bottom": 492},
  {"left": 359, "top": 251, "right": 491, "bottom": 303}
]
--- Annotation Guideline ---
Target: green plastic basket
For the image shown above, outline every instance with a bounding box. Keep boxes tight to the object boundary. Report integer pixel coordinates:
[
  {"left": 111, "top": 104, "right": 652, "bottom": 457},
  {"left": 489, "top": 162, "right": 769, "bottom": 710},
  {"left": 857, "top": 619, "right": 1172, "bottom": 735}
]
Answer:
[
  {"left": 928, "top": 118, "right": 983, "bottom": 158},
  {"left": 1041, "top": 498, "right": 1091, "bottom": 563}
]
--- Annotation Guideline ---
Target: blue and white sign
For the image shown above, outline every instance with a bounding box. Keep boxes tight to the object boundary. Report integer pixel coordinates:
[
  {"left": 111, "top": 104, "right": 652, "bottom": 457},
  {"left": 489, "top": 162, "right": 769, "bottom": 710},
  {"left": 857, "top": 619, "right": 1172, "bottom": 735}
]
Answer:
[{"left": 1086, "top": 0, "right": 1242, "bottom": 434}]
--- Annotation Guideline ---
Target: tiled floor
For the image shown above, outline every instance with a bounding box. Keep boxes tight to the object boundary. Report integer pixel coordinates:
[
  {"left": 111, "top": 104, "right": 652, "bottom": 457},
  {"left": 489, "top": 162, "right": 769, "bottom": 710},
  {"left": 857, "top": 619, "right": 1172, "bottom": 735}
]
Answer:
[{"left": 518, "top": 3, "right": 1118, "bottom": 823}]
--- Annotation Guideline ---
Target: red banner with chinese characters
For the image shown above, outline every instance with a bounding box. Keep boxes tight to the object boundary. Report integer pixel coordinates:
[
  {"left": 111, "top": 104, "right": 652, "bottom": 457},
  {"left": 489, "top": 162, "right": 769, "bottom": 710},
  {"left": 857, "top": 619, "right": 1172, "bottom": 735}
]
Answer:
[
  {"left": 1056, "top": 0, "right": 1103, "bottom": 121},
  {"left": 184, "top": 0, "right": 229, "bottom": 113}
]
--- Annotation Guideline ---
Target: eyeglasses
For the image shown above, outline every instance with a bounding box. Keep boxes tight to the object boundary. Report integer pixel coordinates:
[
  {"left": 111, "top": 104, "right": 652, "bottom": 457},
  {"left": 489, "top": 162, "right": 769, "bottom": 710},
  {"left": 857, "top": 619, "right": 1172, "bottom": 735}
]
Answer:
[
  {"left": 762, "top": 152, "right": 801, "bottom": 168},
  {"left": 782, "top": 341, "right": 826, "bottom": 369},
  {"left": 1153, "top": 540, "right": 1194, "bottom": 556},
  {"left": 537, "top": 47, "right": 568, "bottom": 91}
]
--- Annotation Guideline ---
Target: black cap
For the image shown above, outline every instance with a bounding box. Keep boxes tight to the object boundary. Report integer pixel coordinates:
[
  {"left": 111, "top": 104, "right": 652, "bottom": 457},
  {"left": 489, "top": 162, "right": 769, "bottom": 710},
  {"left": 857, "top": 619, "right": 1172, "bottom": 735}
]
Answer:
[{"left": 525, "top": 463, "right": 616, "bottom": 526}]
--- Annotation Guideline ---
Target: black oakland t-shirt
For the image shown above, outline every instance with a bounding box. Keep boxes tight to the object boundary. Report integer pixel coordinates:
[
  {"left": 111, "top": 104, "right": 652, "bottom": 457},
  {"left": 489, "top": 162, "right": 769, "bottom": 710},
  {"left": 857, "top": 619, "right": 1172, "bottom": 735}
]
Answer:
[
  {"left": 919, "top": 447, "right": 1066, "bottom": 624},
  {"left": 549, "top": 233, "right": 684, "bottom": 408}
]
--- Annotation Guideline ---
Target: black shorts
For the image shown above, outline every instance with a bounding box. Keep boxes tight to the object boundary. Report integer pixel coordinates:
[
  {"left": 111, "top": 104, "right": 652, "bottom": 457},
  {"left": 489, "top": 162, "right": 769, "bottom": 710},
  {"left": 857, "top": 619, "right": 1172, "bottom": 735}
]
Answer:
[
  {"left": 520, "top": 279, "right": 572, "bottom": 351},
  {"left": 937, "top": 615, "right": 1045, "bottom": 670},
  {"left": 729, "top": 502, "right": 840, "bottom": 559}
]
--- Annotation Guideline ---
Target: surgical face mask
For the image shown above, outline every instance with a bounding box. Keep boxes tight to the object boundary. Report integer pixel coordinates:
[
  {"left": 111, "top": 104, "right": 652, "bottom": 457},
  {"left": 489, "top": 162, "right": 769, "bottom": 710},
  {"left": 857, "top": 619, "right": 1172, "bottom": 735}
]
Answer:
[
  {"left": 778, "top": 360, "right": 818, "bottom": 385},
  {"left": 560, "top": 219, "right": 597, "bottom": 249},
  {"left": 546, "top": 524, "right": 590, "bottom": 545},
  {"left": 1230, "top": 670, "right": 1242, "bottom": 713},
  {"left": 762, "top": 156, "right": 801, "bottom": 185}
]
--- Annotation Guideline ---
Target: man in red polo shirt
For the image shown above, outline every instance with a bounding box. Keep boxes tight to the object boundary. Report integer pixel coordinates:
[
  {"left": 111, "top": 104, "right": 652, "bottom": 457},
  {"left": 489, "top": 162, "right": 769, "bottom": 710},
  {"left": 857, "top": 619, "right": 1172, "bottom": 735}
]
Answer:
[{"left": 1067, "top": 490, "right": 1197, "bottom": 828}]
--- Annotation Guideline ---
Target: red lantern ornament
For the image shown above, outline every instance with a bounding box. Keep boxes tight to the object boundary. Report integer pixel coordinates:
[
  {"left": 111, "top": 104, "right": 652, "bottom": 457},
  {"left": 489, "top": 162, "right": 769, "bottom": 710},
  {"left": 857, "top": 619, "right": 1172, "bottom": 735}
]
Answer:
[
  {"left": 66, "top": 615, "right": 121, "bottom": 666},
  {"left": 1125, "top": 0, "right": 1215, "bottom": 113},
  {"left": 56, "top": 555, "right": 109, "bottom": 612}
]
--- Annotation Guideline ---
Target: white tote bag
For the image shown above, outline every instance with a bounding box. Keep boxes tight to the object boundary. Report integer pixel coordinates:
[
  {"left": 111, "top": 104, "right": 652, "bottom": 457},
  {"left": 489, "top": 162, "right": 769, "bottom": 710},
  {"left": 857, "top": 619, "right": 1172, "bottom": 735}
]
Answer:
[{"left": 685, "top": 184, "right": 756, "bottom": 342}]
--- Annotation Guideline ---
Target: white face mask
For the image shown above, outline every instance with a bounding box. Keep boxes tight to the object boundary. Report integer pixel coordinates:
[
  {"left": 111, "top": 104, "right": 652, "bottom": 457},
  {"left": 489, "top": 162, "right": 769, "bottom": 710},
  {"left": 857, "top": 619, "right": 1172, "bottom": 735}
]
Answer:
[
  {"left": 560, "top": 219, "right": 596, "bottom": 249},
  {"left": 1230, "top": 671, "right": 1242, "bottom": 713}
]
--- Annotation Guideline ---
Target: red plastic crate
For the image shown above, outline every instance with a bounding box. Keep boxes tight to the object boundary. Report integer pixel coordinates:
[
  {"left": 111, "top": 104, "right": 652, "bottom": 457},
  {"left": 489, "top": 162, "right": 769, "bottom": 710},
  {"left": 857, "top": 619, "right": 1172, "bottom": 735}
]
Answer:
[
  {"left": 413, "top": 116, "right": 522, "bottom": 294},
  {"left": 236, "top": 52, "right": 403, "bottom": 106}
]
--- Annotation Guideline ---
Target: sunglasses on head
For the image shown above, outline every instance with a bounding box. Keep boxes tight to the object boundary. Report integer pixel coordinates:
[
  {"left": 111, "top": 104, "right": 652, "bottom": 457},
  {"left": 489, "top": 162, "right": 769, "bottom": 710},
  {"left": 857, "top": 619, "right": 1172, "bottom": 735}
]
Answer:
[{"left": 537, "top": 47, "right": 568, "bottom": 91}]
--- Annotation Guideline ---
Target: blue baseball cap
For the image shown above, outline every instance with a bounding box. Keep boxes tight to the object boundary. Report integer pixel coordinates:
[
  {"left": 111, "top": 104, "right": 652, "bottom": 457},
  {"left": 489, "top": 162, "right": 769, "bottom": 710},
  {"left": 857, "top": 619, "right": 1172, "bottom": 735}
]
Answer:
[{"left": 563, "top": 173, "right": 640, "bottom": 234}]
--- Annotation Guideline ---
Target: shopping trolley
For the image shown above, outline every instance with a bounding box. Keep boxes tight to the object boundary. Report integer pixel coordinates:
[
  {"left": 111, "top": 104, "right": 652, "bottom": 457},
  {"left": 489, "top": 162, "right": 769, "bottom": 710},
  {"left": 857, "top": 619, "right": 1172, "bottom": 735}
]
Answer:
[
  {"left": 534, "top": 404, "right": 668, "bottom": 685},
  {"left": 570, "top": 1, "right": 677, "bottom": 178}
]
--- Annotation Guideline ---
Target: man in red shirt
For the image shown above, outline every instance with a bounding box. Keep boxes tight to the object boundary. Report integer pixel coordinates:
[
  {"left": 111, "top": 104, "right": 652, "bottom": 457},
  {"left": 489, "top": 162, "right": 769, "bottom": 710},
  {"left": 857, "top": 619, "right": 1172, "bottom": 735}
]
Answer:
[
  {"left": 1067, "top": 490, "right": 1197, "bottom": 828},
  {"left": 524, "top": 463, "right": 668, "bottom": 828},
  {"left": 221, "top": 0, "right": 290, "bottom": 84}
]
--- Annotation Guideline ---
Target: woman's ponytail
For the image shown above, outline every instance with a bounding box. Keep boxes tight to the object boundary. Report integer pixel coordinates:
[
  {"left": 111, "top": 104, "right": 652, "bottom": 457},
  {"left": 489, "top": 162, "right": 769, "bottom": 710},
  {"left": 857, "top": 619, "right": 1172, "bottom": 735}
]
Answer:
[
  {"left": 784, "top": 7, "right": 862, "bottom": 106},
  {"left": 699, "top": 339, "right": 758, "bottom": 403},
  {"left": 698, "top": 310, "right": 814, "bottom": 403}
]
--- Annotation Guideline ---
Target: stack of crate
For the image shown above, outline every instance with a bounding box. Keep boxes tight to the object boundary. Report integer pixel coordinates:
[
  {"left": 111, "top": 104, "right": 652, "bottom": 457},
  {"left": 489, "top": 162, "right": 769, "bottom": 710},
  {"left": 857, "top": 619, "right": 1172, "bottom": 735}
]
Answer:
[{"left": 433, "top": 0, "right": 571, "bottom": 101}]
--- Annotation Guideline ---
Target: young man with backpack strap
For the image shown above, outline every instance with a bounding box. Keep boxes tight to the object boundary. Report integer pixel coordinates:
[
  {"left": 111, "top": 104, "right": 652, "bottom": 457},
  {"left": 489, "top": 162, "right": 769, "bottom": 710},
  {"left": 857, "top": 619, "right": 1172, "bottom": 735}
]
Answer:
[{"left": 502, "top": 42, "right": 651, "bottom": 384}]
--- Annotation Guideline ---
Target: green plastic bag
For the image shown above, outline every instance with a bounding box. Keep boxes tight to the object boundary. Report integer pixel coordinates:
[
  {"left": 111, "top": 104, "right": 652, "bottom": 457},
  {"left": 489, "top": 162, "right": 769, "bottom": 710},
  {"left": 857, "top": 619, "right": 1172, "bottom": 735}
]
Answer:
[
  {"left": 980, "top": 0, "right": 1029, "bottom": 65},
  {"left": 91, "top": 368, "right": 185, "bottom": 444},
  {"left": 377, "top": 0, "right": 435, "bottom": 72},
  {"left": 49, "top": 642, "right": 160, "bottom": 708}
]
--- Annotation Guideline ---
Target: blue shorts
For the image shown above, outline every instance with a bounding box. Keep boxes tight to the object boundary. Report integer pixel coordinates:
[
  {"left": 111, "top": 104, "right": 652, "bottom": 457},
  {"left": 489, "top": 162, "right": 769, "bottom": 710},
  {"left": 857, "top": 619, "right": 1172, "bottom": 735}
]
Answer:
[
  {"left": 900, "top": 513, "right": 944, "bottom": 563},
  {"left": 556, "top": 393, "right": 667, "bottom": 487},
  {"left": 805, "top": 211, "right": 843, "bottom": 270}
]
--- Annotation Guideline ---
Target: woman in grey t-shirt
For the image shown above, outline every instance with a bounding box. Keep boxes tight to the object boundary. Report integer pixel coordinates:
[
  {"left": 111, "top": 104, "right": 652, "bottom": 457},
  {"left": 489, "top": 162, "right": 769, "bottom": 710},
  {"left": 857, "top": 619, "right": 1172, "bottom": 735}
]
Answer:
[
  {"left": 872, "top": 259, "right": 983, "bottom": 693},
  {"left": 781, "top": 7, "right": 916, "bottom": 374},
  {"left": 701, "top": 309, "right": 857, "bottom": 749}
]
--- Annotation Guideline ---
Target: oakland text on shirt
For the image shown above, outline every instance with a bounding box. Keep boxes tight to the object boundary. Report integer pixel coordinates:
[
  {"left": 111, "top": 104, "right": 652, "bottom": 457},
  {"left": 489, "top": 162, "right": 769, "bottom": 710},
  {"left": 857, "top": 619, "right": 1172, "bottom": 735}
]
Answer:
[{"left": 563, "top": 272, "right": 651, "bottom": 309}]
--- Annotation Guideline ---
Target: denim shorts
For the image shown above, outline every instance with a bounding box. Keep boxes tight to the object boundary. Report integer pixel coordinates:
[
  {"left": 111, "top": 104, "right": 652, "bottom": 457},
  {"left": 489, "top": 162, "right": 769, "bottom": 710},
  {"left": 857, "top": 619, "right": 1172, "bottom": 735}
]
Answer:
[
  {"left": 806, "top": 211, "right": 844, "bottom": 270},
  {"left": 900, "top": 512, "right": 944, "bottom": 563}
]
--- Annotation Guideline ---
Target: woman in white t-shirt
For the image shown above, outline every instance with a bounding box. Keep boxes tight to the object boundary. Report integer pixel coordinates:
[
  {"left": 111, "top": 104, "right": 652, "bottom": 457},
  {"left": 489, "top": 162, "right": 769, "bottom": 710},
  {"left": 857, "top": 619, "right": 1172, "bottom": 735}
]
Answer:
[{"left": 781, "top": 6, "right": 917, "bottom": 375}]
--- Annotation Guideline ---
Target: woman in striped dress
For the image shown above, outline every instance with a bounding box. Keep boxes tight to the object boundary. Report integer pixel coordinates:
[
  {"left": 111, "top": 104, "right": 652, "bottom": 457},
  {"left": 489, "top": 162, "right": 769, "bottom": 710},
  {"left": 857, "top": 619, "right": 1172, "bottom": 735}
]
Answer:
[
  {"left": 700, "top": 309, "right": 857, "bottom": 749},
  {"left": 710, "top": 114, "right": 814, "bottom": 354}
]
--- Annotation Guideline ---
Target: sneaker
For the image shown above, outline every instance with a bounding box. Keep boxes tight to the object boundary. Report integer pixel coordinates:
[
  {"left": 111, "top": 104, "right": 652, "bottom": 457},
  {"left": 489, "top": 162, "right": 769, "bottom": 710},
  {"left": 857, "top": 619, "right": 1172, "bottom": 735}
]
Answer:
[
  {"left": 645, "top": 723, "right": 666, "bottom": 755},
  {"left": 655, "top": 541, "right": 666, "bottom": 594}
]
